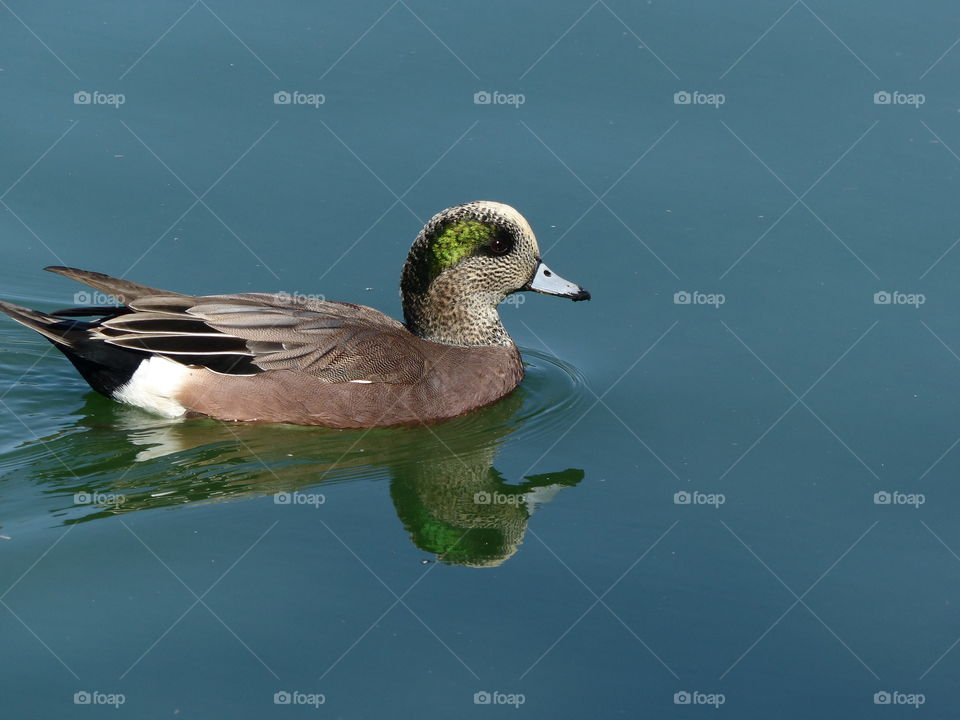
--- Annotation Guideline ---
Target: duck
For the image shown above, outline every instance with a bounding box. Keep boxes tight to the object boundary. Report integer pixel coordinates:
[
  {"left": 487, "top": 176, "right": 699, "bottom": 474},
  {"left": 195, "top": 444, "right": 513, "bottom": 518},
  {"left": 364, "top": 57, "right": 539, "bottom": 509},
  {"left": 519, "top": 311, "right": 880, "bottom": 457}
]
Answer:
[{"left": 0, "top": 201, "right": 589, "bottom": 427}]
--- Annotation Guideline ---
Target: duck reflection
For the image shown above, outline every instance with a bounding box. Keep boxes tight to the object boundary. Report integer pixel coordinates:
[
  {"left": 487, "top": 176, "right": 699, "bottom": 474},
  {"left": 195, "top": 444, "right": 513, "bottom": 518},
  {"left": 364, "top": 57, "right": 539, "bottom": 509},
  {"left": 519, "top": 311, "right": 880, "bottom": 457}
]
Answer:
[
  {"left": 391, "top": 452, "right": 581, "bottom": 568},
  {"left": 8, "top": 387, "right": 583, "bottom": 567}
]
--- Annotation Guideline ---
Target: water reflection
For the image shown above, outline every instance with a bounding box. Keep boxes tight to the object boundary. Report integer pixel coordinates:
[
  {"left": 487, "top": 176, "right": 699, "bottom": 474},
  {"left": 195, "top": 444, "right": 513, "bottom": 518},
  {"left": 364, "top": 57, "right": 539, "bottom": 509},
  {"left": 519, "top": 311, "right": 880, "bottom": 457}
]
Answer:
[
  {"left": 390, "top": 448, "right": 582, "bottom": 568},
  {"left": 2, "top": 351, "right": 587, "bottom": 567}
]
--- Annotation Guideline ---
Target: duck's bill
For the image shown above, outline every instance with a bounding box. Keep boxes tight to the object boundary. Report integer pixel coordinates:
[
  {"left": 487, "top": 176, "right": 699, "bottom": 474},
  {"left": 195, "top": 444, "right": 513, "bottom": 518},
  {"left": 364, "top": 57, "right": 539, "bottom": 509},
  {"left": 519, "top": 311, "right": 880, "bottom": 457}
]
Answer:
[{"left": 525, "top": 261, "right": 591, "bottom": 301}]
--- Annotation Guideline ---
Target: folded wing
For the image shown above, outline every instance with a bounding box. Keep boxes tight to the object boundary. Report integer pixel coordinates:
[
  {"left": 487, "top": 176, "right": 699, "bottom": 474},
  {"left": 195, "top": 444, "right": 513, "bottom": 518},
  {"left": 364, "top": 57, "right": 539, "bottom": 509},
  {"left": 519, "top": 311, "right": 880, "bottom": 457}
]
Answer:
[{"left": 46, "top": 267, "right": 425, "bottom": 383}]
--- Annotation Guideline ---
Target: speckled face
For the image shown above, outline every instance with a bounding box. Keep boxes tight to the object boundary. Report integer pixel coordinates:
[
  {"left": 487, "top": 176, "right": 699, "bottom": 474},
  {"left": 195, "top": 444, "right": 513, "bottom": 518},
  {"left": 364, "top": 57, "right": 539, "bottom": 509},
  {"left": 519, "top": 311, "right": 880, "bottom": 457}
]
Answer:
[
  {"left": 403, "top": 201, "right": 541, "bottom": 301},
  {"left": 401, "top": 201, "right": 589, "bottom": 346}
]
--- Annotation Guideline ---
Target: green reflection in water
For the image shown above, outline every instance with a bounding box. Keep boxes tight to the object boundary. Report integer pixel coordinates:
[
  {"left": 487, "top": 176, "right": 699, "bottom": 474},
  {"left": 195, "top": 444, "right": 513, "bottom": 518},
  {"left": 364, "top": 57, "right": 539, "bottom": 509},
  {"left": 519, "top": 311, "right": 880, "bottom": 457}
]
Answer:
[{"left": 3, "top": 350, "right": 587, "bottom": 567}]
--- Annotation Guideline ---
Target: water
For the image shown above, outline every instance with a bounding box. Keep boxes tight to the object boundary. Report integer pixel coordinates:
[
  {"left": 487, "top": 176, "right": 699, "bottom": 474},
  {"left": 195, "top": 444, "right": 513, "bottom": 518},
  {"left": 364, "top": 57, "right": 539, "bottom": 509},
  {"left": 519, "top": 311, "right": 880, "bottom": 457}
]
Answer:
[{"left": 2, "top": 0, "right": 960, "bottom": 716}]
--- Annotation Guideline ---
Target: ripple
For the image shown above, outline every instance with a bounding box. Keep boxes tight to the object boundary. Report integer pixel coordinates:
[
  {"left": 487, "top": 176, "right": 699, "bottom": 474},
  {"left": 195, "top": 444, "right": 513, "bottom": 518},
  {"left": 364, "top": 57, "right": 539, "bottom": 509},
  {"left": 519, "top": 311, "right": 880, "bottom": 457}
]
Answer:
[
  {"left": 514, "top": 347, "right": 592, "bottom": 439},
  {"left": 435, "top": 347, "right": 592, "bottom": 447}
]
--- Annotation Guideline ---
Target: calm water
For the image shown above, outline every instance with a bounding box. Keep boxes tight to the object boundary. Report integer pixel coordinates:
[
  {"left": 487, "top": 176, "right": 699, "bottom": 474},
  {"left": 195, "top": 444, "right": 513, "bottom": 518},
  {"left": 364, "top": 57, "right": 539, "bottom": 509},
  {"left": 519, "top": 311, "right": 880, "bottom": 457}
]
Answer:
[{"left": 3, "top": 1, "right": 960, "bottom": 717}]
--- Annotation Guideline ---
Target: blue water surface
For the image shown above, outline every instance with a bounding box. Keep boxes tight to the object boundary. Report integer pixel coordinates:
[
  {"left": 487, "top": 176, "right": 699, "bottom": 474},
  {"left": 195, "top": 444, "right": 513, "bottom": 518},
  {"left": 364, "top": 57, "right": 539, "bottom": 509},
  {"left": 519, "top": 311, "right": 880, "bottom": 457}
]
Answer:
[{"left": 3, "top": 1, "right": 960, "bottom": 717}]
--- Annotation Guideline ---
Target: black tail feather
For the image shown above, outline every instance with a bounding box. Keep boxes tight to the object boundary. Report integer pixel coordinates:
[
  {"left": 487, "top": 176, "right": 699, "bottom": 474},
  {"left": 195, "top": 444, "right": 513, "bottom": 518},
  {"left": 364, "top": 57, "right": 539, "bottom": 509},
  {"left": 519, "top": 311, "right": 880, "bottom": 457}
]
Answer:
[
  {"left": 51, "top": 305, "right": 127, "bottom": 318},
  {"left": 0, "top": 300, "right": 145, "bottom": 397},
  {"left": 0, "top": 300, "right": 89, "bottom": 346}
]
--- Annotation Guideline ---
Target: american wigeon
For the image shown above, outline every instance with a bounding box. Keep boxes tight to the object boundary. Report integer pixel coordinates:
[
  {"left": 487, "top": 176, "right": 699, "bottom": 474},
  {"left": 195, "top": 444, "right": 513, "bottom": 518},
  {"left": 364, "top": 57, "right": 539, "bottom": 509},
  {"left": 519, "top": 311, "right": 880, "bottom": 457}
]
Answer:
[{"left": 0, "top": 201, "right": 589, "bottom": 427}]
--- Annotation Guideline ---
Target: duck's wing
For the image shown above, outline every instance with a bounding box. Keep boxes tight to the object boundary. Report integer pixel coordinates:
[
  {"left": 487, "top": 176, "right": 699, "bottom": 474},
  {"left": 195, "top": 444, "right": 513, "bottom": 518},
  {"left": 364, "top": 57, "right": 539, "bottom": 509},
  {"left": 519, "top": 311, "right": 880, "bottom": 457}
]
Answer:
[
  {"left": 45, "top": 265, "right": 192, "bottom": 305},
  {"left": 189, "top": 295, "right": 426, "bottom": 384},
  {"left": 47, "top": 267, "right": 426, "bottom": 384}
]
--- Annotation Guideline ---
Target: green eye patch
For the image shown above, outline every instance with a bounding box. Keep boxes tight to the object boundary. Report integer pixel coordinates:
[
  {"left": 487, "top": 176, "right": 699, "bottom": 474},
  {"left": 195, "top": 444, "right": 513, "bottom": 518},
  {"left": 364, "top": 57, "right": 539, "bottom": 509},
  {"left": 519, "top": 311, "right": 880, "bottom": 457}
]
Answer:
[{"left": 430, "top": 220, "right": 496, "bottom": 278}]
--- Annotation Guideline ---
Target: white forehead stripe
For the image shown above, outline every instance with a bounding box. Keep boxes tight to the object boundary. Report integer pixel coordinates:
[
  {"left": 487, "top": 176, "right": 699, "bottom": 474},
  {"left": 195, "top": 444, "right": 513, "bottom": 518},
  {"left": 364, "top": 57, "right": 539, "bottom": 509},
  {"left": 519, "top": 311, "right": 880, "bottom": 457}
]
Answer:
[{"left": 471, "top": 201, "right": 535, "bottom": 237}]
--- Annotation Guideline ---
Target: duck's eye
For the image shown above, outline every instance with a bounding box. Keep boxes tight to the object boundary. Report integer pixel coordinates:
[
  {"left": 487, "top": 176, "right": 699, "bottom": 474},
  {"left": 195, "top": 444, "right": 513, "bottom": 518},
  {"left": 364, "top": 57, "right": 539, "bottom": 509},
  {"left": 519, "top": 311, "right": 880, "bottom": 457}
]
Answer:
[{"left": 488, "top": 234, "right": 512, "bottom": 256}]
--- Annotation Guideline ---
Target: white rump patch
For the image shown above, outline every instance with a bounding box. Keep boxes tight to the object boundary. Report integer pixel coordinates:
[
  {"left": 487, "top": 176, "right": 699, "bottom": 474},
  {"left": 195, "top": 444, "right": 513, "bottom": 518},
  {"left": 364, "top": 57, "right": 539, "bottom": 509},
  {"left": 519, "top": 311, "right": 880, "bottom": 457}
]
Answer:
[
  {"left": 113, "top": 356, "right": 190, "bottom": 418},
  {"left": 349, "top": 379, "right": 373, "bottom": 384}
]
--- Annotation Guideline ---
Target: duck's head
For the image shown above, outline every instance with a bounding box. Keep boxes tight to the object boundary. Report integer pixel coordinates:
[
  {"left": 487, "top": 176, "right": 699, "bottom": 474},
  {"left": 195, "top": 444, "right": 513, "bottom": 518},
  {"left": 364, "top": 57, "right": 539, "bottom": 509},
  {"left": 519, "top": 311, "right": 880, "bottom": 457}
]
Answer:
[{"left": 401, "top": 201, "right": 590, "bottom": 347}]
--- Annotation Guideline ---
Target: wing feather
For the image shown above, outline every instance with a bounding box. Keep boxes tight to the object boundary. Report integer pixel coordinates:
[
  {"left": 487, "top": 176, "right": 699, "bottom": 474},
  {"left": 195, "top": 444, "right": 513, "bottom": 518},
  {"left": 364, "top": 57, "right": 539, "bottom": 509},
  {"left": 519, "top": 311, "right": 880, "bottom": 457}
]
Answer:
[
  {"left": 188, "top": 299, "right": 424, "bottom": 383},
  {"left": 42, "top": 267, "right": 423, "bottom": 384}
]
